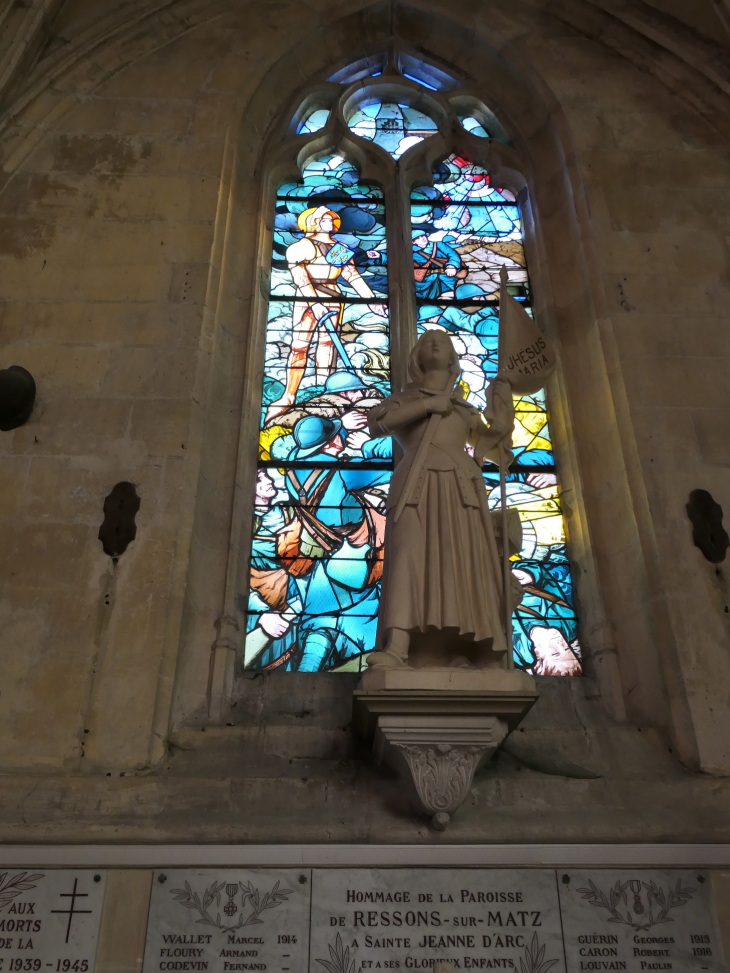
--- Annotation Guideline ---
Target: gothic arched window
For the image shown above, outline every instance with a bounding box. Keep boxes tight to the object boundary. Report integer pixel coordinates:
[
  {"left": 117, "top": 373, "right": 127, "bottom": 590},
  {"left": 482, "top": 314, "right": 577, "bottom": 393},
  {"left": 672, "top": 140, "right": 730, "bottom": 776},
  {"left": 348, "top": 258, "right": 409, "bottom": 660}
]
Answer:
[{"left": 243, "top": 57, "right": 582, "bottom": 678}]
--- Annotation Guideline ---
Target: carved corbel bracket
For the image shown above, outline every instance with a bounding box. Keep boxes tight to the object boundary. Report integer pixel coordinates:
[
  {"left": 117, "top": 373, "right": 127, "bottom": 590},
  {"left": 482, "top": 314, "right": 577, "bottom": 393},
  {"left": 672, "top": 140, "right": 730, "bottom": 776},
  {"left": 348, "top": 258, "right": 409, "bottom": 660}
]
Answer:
[
  {"left": 353, "top": 668, "right": 538, "bottom": 830},
  {"left": 377, "top": 715, "right": 508, "bottom": 830}
]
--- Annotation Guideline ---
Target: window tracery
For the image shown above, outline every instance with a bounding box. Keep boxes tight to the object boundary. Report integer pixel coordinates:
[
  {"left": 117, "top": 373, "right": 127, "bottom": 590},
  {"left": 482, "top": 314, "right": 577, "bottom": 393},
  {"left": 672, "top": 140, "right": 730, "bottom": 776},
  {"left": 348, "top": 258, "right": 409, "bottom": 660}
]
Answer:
[
  {"left": 298, "top": 109, "right": 330, "bottom": 135},
  {"left": 242, "top": 60, "right": 582, "bottom": 677}
]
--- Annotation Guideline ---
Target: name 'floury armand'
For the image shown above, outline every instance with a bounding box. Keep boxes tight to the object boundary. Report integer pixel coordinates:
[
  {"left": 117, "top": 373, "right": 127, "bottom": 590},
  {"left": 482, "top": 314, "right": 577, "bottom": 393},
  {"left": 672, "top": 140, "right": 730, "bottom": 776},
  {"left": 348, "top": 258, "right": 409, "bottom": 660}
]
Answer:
[{"left": 142, "top": 867, "right": 726, "bottom": 973}]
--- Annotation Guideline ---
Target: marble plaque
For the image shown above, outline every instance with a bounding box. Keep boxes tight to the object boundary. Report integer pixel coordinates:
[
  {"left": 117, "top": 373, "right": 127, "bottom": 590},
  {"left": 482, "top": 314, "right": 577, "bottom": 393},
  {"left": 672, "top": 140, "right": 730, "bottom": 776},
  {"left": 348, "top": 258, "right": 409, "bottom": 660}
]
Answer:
[
  {"left": 142, "top": 869, "right": 311, "bottom": 973},
  {"left": 309, "top": 868, "right": 565, "bottom": 973},
  {"left": 0, "top": 868, "right": 106, "bottom": 973},
  {"left": 558, "top": 869, "right": 727, "bottom": 973}
]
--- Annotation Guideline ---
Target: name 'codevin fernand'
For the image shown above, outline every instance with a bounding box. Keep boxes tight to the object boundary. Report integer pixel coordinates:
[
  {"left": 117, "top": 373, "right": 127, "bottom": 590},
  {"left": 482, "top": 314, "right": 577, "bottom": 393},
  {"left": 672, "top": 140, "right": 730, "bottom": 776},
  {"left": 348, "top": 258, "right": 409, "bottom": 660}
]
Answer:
[{"left": 140, "top": 868, "right": 726, "bottom": 973}]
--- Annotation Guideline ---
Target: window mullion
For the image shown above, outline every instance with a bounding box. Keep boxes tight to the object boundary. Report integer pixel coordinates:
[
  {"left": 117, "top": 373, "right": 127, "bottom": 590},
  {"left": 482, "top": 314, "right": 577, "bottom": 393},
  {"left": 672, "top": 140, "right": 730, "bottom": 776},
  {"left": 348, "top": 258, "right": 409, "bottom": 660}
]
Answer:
[{"left": 384, "top": 176, "right": 416, "bottom": 396}]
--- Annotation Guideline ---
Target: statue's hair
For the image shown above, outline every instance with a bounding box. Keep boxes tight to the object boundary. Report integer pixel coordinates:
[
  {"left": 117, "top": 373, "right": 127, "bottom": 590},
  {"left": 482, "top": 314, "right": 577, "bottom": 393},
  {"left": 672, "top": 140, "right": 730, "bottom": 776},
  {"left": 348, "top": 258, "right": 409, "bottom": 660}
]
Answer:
[{"left": 407, "top": 329, "right": 461, "bottom": 389}]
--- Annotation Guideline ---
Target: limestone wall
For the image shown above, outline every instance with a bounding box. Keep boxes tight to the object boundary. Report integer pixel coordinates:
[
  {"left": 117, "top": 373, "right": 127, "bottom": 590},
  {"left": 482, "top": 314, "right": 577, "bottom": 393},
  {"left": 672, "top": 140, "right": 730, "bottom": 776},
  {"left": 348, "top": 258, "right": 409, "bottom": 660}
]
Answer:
[{"left": 0, "top": 0, "right": 729, "bottom": 840}]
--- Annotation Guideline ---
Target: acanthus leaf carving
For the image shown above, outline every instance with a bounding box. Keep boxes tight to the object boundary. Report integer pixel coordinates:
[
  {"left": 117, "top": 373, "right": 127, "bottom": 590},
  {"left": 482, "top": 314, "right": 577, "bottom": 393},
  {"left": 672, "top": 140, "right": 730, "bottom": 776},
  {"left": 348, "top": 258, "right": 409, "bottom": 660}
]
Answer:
[{"left": 395, "top": 742, "right": 488, "bottom": 830}]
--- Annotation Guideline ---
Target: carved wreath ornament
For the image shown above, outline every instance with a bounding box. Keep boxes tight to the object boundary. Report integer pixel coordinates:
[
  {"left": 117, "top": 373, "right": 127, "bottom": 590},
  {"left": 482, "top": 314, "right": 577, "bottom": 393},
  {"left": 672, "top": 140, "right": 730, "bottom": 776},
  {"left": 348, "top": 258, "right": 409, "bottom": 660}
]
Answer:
[
  {"left": 317, "top": 933, "right": 356, "bottom": 973},
  {"left": 0, "top": 872, "right": 44, "bottom": 910},
  {"left": 519, "top": 933, "right": 559, "bottom": 973},
  {"left": 170, "top": 879, "right": 292, "bottom": 933},
  {"left": 578, "top": 878, "right": 695, "bottom": 932}
]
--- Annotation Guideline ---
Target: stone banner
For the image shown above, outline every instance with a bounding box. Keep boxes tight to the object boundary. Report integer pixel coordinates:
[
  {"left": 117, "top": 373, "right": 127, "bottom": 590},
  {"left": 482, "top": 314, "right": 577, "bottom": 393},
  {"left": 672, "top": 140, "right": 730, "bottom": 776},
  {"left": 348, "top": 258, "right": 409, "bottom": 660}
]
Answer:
[
  {"left": 141, "top": 868, "right": 726, "bottom": 973},
  {"left": 0, "top": 868, "right": 106, "bottom": 973}
]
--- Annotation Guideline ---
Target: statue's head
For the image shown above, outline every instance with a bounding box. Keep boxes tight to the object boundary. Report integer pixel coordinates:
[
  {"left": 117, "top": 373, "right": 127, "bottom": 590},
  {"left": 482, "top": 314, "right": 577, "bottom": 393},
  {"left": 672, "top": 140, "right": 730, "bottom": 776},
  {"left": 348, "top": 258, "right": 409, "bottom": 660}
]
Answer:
[{"left": 408, "top": 329, "right": 461, "bottom": 389}]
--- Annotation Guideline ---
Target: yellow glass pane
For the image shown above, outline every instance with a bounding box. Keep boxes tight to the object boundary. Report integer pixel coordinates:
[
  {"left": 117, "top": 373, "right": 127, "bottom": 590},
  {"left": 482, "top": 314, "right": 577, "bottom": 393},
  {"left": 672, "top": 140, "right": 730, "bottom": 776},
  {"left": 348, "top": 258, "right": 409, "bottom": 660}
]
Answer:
[{"left": 259, "top": 424, "right": 288, "bottom": 460}]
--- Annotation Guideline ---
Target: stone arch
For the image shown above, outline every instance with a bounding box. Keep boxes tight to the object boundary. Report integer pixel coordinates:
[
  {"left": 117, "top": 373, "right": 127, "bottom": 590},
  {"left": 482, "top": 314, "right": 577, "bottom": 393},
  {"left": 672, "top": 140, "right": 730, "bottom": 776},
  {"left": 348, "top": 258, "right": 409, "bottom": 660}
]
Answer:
[
  {"left": 2, "top": 0, "right": 730, "bottom": 179},
  {"left": 167, "top": 0, "right": 705, "bottom": 774},
  {"left": 3, "top": 0, "right": 730, "bottom": 175},
  {"left": 2, "top": 0, "right": 724, "bottom": 773}
]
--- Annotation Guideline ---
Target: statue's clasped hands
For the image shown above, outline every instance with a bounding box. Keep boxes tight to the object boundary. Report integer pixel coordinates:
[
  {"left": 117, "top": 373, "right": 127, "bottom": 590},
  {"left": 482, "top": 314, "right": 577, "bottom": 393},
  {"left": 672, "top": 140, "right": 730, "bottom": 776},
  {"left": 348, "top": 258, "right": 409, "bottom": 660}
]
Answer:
[{"left": 424, "top": 391, "right": 458, "bottom": 416}]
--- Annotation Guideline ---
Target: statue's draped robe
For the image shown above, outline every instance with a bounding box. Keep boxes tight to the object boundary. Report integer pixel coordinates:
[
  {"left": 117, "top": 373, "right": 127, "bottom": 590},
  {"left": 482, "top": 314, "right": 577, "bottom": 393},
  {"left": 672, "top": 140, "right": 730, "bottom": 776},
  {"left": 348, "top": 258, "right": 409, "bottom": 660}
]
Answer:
[{"left": 369, "top": 385, "right": 511, "bottom": 661}]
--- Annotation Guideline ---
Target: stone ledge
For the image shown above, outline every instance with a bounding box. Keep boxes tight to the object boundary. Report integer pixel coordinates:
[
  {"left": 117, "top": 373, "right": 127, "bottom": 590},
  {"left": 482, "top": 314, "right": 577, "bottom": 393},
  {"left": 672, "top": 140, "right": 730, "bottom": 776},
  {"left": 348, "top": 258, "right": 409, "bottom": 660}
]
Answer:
[
  {"left": 353, "top": 668, "right": 539, "bottom": 739},
  {"left": 359, "top": 667, "right": 537, "bottom": 693}
]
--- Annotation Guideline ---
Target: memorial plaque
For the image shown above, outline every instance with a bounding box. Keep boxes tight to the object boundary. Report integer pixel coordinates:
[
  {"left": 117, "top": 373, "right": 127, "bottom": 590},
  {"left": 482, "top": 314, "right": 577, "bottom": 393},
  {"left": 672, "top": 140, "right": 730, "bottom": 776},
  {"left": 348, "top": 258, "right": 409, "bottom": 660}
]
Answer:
[
  {"left": 0, "top": 868, "right": 106, "bottom": 973},
  {"left": 309, "top": 868, "right": 565, "bottom": 973},
  {"left": 558, "top": 869, "right": 727, "bottom": 973},
  {"left": 142, "top": 870, "right": 311, "bottom": 973}
]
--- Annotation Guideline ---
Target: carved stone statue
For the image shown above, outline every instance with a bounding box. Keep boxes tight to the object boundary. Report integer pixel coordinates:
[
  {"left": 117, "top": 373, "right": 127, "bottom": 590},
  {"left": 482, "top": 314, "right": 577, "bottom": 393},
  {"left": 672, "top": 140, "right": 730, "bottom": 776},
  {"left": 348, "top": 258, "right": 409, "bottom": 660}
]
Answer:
[{"left": 367, "top": 329, "right": 517, "bottom": 670}]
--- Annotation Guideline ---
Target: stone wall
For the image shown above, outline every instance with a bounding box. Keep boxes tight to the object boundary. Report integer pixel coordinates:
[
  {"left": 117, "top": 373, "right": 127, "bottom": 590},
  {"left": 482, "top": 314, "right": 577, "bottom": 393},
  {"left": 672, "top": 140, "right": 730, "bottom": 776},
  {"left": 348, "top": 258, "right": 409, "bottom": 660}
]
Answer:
[{"left": 0, "top": 0, "right": 729, "bottom": 841}]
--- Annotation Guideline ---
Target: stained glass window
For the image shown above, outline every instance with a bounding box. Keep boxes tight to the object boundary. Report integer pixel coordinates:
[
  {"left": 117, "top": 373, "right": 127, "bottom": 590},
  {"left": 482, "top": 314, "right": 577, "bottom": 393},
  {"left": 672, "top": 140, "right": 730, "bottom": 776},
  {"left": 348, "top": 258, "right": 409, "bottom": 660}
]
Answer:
[
  {"left": 410, "top": 153, "right": 582, "bottom": 676},
  {"left": 298, "top": 109, "right": 330, "bottom": 135},
  {"left": 459, "top": 115, "right": 489, "bottom": 138},
  {"left": 245, "top": 154, "right": 391, "bottom": 672},
  {"left": 347, "top": 102, "right": 438, "bottom": 158},
  {"left": 245, "top": 86, "right": 581, "bottom": 676}
]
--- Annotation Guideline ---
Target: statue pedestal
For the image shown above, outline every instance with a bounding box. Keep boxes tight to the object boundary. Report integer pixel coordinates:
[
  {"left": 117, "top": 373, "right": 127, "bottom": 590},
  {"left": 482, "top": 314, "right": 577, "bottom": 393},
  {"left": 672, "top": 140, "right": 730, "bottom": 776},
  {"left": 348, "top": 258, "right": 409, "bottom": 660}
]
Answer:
[{"left": 353, "top": 668, "right": 538, "bottom": 830}]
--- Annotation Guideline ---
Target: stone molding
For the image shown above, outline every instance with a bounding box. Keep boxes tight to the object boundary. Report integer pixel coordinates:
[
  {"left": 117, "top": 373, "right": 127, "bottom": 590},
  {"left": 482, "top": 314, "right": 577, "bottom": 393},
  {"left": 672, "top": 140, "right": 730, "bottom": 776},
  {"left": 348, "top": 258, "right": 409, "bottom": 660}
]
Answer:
[
  {"left": 0, "top": 0, "right": 64, "bottom": 108},
  {"left": 0, "top": 844, "right": 730, "bottom": 867}
]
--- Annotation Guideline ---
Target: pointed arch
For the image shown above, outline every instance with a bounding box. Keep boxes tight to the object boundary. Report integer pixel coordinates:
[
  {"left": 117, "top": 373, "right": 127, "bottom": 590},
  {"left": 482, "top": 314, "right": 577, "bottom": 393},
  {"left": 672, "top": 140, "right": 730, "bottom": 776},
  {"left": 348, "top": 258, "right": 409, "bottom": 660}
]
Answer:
[{"left": 163, "top": 1, "right": 715, "bottom": 779}]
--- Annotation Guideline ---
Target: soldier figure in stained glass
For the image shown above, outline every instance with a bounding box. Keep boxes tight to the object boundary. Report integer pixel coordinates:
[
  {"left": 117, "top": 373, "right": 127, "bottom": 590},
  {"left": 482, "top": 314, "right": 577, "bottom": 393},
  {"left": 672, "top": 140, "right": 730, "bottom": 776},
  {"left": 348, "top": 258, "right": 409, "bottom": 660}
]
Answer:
[
  {"left": 275, "top": 415, "right": 389, "bottom": 670},
  {"left": 511, "top": 557, "right": 580, "bottom": 673},
  {"left": 411, "top": 227, "right": 464, "bottom": 300},
  {"left": 369, "top": 228, "right": 465, "bottom": 301},
  {"left": 263, "top": 372, "right": 385, "bottom": 441},
  {"left": 531, "top": 627, "right": 582, "bottom": 676},
  {"left": 285, "top": 416, "right": 390, "bottom": 531},
  {"left": 437, "top": 283, "right": 498, "bottom": 339},
  {"left": 266, "top": 206, "right": 386, "bottom": 421}
]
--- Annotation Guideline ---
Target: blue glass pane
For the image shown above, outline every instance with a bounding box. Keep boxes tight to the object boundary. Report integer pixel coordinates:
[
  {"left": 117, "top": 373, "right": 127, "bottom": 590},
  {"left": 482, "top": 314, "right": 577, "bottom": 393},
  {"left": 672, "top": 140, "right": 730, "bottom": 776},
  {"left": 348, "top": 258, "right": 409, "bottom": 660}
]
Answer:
[
  {"left": 411, "top": 153, "right": 581, "bottom": 673},
  {"left": 297, "top": 108, "right": 330, "bottom": 135},
  {"left": 459, "top": 115, "right": 489, "bottom": 138},
  {"left": 347, "top": 102, "right": 438, "bottom": 159},
  {"left": 279, "top": 154, "right": 384, "bottom": 198},
  {"left": 246, "top": 153, "right": 392, "bottom": 672},
  {"left": 484, "top": 472, "right": 582, "bottom": 676},
  {"left": 260, "top": 301, "right": 390, "bottom": 463},
  {"left": 245, "top": 466, "right": 391, "bottom": 672}
]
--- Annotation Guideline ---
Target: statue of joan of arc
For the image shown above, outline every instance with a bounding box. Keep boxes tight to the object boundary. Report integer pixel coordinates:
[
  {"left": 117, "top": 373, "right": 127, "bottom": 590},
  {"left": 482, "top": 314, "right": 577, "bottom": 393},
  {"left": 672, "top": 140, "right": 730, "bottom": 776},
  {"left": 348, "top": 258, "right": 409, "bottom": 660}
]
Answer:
[{"left": 367, "top": 329, "right": 519, "bottom": 669}]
